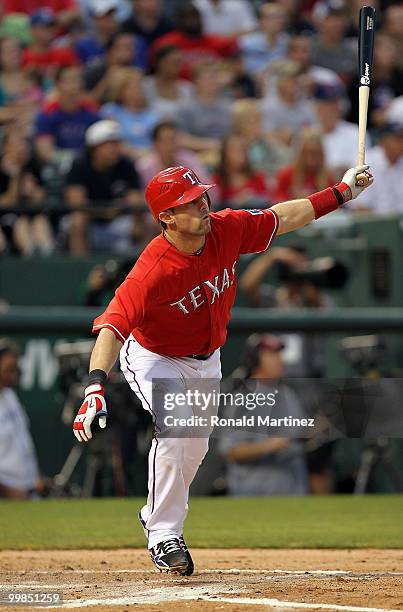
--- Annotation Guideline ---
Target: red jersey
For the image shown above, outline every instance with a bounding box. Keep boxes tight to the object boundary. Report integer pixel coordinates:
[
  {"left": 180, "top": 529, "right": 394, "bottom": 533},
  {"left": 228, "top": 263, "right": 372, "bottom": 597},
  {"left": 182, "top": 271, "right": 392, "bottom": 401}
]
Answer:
[
  {"left": 151, "top": 31, "right": 238, "bottom": 80},
  {"left": 4, "top": 0, "right": 77, "bottom": 13},
  {"left": 275, "top": 166, "right": 335, "bottom": 203},
  {"left": 93, "top": 208, "right": 279, "bottom": 356},
  {"left": 23, "top": 47, "right": 78, "bottom": 72},
  {"left": 213, "top": 172, "right": 274, "bottom": 208}
]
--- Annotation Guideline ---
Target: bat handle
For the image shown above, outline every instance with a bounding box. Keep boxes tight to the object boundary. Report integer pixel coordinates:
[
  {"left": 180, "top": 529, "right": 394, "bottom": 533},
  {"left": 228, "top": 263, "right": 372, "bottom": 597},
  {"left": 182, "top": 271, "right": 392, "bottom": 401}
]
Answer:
[
  {"left": 357, "top": 85, "right": 370, "bottom": 186},
  {"left": 357, "top": 85, "right": 369, "bottom": 166}
]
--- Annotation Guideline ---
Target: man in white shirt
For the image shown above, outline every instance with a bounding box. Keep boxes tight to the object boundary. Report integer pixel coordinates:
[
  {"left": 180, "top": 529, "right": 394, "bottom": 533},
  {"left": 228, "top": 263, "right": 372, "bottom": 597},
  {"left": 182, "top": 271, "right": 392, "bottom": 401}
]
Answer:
[
  {"left": 194, "top": 0, "right": 257, "bottom": 36},
  {"left": 353, "top": 123, "right": 403, "bottom": 214},
  {"left": 313, "top": 82, "right": 359, "bottom": 175},
  {"left": 261, "top": 60, "right": 316, "bottom": 143},
  {"left": 0, "top": 339, "right": 41, "bottom": 499}
]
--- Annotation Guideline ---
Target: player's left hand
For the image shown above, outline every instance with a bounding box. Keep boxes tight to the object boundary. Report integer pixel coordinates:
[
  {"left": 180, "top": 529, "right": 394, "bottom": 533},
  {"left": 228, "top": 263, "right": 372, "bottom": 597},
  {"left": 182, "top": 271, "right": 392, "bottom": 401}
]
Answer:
[
  {"left": 336, "top": 165, "right": 374, "bottom": 202},
  {"left": 72, "top": 384, "right": 108, "bottom": 442}
]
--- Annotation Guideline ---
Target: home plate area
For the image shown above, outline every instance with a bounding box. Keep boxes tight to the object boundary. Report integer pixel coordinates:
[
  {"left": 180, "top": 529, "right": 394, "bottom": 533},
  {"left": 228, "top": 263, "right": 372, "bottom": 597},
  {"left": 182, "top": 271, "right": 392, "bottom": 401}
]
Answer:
[{"left": 0, "top": 549, "right": 402, "bottom": 611}]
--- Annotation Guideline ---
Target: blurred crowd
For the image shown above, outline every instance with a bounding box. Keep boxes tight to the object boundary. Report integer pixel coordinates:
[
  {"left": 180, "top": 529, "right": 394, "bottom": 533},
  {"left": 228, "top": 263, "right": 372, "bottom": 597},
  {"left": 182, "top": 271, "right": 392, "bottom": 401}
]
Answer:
[{"left": 0, "top": 0, "right": 402, "bottom": 256}]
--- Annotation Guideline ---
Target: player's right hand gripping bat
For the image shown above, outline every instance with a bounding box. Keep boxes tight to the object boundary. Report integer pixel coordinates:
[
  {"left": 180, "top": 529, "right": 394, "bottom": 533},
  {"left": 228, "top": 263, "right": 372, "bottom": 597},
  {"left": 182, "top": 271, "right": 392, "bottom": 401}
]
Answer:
[{"left": 356, "top": 5, "right": 376, "bottom": 187}]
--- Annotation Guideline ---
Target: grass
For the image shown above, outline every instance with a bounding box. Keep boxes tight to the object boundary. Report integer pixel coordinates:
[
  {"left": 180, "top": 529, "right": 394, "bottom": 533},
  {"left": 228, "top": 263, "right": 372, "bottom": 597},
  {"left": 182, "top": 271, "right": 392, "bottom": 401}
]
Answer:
[{"left": 0, "top": 496, "right": 402, "bottom": 550}]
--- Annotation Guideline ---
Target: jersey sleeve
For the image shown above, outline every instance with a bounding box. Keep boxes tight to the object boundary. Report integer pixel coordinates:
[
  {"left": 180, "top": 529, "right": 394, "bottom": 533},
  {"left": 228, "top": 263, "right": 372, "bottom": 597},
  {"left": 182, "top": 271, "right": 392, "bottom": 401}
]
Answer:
[
  {"left": 92, "top": 277, "right": 144, "bottom": 343},
  {"left": 229, "top": 208, "right": 279, "bottom": 254}
]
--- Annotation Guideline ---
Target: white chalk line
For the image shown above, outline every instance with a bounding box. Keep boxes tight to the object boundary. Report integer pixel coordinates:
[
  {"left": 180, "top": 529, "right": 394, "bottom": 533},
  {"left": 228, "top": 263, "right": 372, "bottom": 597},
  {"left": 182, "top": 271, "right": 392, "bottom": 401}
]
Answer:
[
  {"left": 6, "top": 569, "right": 403, "bottom": 577},
  {"left": 1, "top": 570, "right": 400, "bottom": 592},
  {"left": 201, "top": 598, "right": 403, "bottom": 612},
  {"left": 33, "top": 585, "right": 403, "bottom": 611},
  {"left": 0, "top": 585, "right": 77, "bottom": 589}
]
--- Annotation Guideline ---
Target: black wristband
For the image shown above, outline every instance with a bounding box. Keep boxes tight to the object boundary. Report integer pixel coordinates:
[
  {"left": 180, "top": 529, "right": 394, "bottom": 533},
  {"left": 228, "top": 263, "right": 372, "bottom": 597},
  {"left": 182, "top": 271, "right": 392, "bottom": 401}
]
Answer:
[
  {"left": 88, "top": 369, "right": 107, "bottom": 386},
  {"left": 332, "top": 187, "right": 344, "bottom": 206}
]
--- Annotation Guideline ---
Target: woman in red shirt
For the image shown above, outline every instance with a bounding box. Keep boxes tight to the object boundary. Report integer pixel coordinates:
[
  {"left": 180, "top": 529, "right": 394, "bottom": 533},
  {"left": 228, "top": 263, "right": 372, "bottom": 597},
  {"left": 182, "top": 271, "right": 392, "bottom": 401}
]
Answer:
[
  {"left": 213, "top": 133, "right": 274, "bottom": 209},
  {"left": 275, "top": 128, "right": 335, "bottom": 202}
]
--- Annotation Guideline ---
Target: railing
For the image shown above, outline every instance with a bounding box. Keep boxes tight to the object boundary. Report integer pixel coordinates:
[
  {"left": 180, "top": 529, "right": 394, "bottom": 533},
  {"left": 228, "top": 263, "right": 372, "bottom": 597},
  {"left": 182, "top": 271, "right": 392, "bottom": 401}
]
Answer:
[{"left": 1, "top": 306, "right": 403, "bottom": 333}]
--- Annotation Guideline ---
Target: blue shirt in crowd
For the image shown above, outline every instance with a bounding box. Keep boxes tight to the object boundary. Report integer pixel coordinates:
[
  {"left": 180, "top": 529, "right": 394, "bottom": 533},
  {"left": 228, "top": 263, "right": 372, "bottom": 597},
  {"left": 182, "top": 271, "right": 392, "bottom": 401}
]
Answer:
[
  {"left": 101, "top": 102, "right": 160, "bottom": 151},
  {"left": 35, "top": 100, "right": 100, "bottom": 150}
]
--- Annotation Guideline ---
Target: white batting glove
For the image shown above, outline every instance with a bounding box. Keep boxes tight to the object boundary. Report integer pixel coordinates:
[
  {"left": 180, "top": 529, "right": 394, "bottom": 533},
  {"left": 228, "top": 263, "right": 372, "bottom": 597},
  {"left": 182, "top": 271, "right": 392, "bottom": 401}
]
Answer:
[
  {"left": 72, "top": 384, "right": 108, "bottom": 442},
  {"left": 336, "top": 165, "right": 374, "bottom": 202}
]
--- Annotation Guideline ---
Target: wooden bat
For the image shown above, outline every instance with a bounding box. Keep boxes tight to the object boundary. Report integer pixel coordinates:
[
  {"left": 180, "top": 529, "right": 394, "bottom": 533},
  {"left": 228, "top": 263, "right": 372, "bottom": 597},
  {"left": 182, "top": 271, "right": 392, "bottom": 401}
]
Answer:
[{"left": 357, "top": 6, "right": 376, "bottom": 187}]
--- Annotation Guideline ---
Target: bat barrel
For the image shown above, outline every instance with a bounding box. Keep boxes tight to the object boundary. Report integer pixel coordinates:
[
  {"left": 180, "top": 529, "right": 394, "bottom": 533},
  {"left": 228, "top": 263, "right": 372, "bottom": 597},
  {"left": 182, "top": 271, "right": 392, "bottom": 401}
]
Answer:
[{"left": 359, "top": 6, "right": 376, "bottom": 87}]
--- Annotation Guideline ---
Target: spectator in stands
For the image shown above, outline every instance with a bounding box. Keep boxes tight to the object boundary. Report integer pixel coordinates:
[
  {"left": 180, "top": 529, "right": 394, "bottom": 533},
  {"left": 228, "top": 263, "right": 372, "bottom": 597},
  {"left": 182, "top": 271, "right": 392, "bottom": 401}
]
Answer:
[
  {"left": 0, "top": 130, "right": 54, "bottom": 255},
  {"left": 386, "top": 95, "right": 403, "bottom": 126},
  {"left": 74, "top": 0, "right": 121, "bottom": 66},
  {"left": 212, "top": 133, "right": 273, "bottom": 209},
  {"left": 352, "top": 123, "right": 403, "bottom": 214},
  {"left": 285, "top": 34, "right": 343, "bottom": 94},
  {"left": 310, "top": 1, "right": 356, "bottom": 83},
  {"left": 239, "top": 2, "right": 290, "bottom": 76},
  {"left": 313, "top": 82, "right": 357, "bottom": 174},
  {"left": 193, "top": 0, "right": 257, "bottom": 37},
  {"left": 84, "top": 32, "right": 139, "bottom": 103},
  {"left": 22, "top": 8, "right": 78, "bottom": 80},
  {"left": 77, "top": 0, "right": 131, "bottom": 25},
  {"left": 102, "top": 67, "right": 160, "bottom": 157},
  {"left": 347, "top": 33, "right": 403, "bottom": 128},
  {"left": 34, "top": 65, "right": 100, "bottom": 165},
  {"left": 136, "top": 120, "right": 212, "bottom": 189},
  {"left": 276, "top": 0, "right": 315, "bottom": 34},
  {"left": 176, "top": 61, "right": 231, "bottom": 158},
  {"left": 261, "top": 60, "right": 316, "bottom": 146},
  {"left": 275, "top": 127, "right": 335, "bottom": 202},
  {"left": 0, "top": 36, "right": 43, "bottom": 129},
  {"left": 65, "top": 119, "right": 145, "bottom": 255},
  {"left": 0, "top": 339, "right": 43, "bottom": 499},
  {"left": 143, "top": 44, "right": 194, "bottom": 119},
  {"left": 151, "top": 2, "right": 238, "bottom": 80},
  {"left": 220, "top": 50, "right": 258, "bottom": 100},
  {"left": 4, "top": 0, "right": 80, "bottom": 30},
  {"left": 219, "top": 334, "right": 309, "bottom": 496},
  {"left": 122, "top": 0, "right": 173, "bottom": 46},
  {"left": 231, "top": 98, "right": 291, "bottom": 176},
  {"left": 383, "top": 4, "right": 403, "bottom": 71}
]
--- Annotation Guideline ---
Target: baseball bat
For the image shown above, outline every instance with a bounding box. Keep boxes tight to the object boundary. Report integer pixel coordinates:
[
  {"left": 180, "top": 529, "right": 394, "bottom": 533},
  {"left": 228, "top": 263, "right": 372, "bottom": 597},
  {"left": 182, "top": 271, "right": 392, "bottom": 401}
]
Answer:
[{"left": 357, "top": 5, "right": 376, "bottom": 187}]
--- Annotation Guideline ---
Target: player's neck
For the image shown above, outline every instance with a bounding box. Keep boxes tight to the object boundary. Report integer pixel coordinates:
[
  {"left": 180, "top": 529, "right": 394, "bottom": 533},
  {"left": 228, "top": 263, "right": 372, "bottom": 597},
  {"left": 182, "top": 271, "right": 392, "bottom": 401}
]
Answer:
[{"left": 163, "top": 230, "right": 205, "bottom": 255}]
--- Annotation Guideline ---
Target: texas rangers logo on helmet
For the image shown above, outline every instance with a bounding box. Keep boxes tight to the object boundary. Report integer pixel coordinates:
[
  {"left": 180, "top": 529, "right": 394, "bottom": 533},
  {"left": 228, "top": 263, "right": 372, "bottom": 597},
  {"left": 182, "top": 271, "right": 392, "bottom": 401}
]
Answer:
[{"left": 182, "top": 169, "right": 200, "bottom": 185}]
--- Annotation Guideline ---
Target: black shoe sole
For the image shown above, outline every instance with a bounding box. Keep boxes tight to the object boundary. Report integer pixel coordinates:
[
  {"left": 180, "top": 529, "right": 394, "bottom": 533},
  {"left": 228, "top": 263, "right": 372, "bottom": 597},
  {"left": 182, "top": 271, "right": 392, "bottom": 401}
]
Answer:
[{"left": 154, "top": 561, "right": 189, "bottom": 574}]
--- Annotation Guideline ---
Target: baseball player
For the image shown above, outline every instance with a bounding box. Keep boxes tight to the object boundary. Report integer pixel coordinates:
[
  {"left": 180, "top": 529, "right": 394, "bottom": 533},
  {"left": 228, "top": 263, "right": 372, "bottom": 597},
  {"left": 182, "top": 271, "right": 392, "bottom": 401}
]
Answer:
[{"left": 72, "top": 163, "right": 373, "bottom": 575}]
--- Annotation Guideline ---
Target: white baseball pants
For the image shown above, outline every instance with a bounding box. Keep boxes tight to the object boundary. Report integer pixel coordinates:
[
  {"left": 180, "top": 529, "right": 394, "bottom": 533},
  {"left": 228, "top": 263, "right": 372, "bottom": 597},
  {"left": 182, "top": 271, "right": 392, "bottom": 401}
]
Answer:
[{"left": 120, "top": 335, "right": 221, "bottom": 549}]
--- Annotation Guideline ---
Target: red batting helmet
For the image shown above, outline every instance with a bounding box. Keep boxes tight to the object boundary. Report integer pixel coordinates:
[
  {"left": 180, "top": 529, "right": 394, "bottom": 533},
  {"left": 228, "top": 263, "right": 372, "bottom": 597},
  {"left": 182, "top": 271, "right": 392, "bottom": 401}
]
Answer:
[{"left": 145, "top": 166, "right": 215, "bottom": 221}]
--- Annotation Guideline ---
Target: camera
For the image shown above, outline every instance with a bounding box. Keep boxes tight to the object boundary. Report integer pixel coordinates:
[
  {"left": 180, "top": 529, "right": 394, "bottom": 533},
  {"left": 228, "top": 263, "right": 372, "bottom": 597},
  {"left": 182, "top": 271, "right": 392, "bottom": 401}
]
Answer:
[{"left": 277, "top": 256, "right": 349, "bottom": 289}]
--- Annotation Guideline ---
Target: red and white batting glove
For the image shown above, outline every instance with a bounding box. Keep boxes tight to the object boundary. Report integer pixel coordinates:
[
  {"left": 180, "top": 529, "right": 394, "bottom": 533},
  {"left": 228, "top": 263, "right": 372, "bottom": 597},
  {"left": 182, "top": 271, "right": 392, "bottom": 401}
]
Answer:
[
  {"left": 336, "top": 164, "right": 374, "bottom": 202},
  {"left": 73, "top": 384, "right": 108, "bottom": 443}
]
